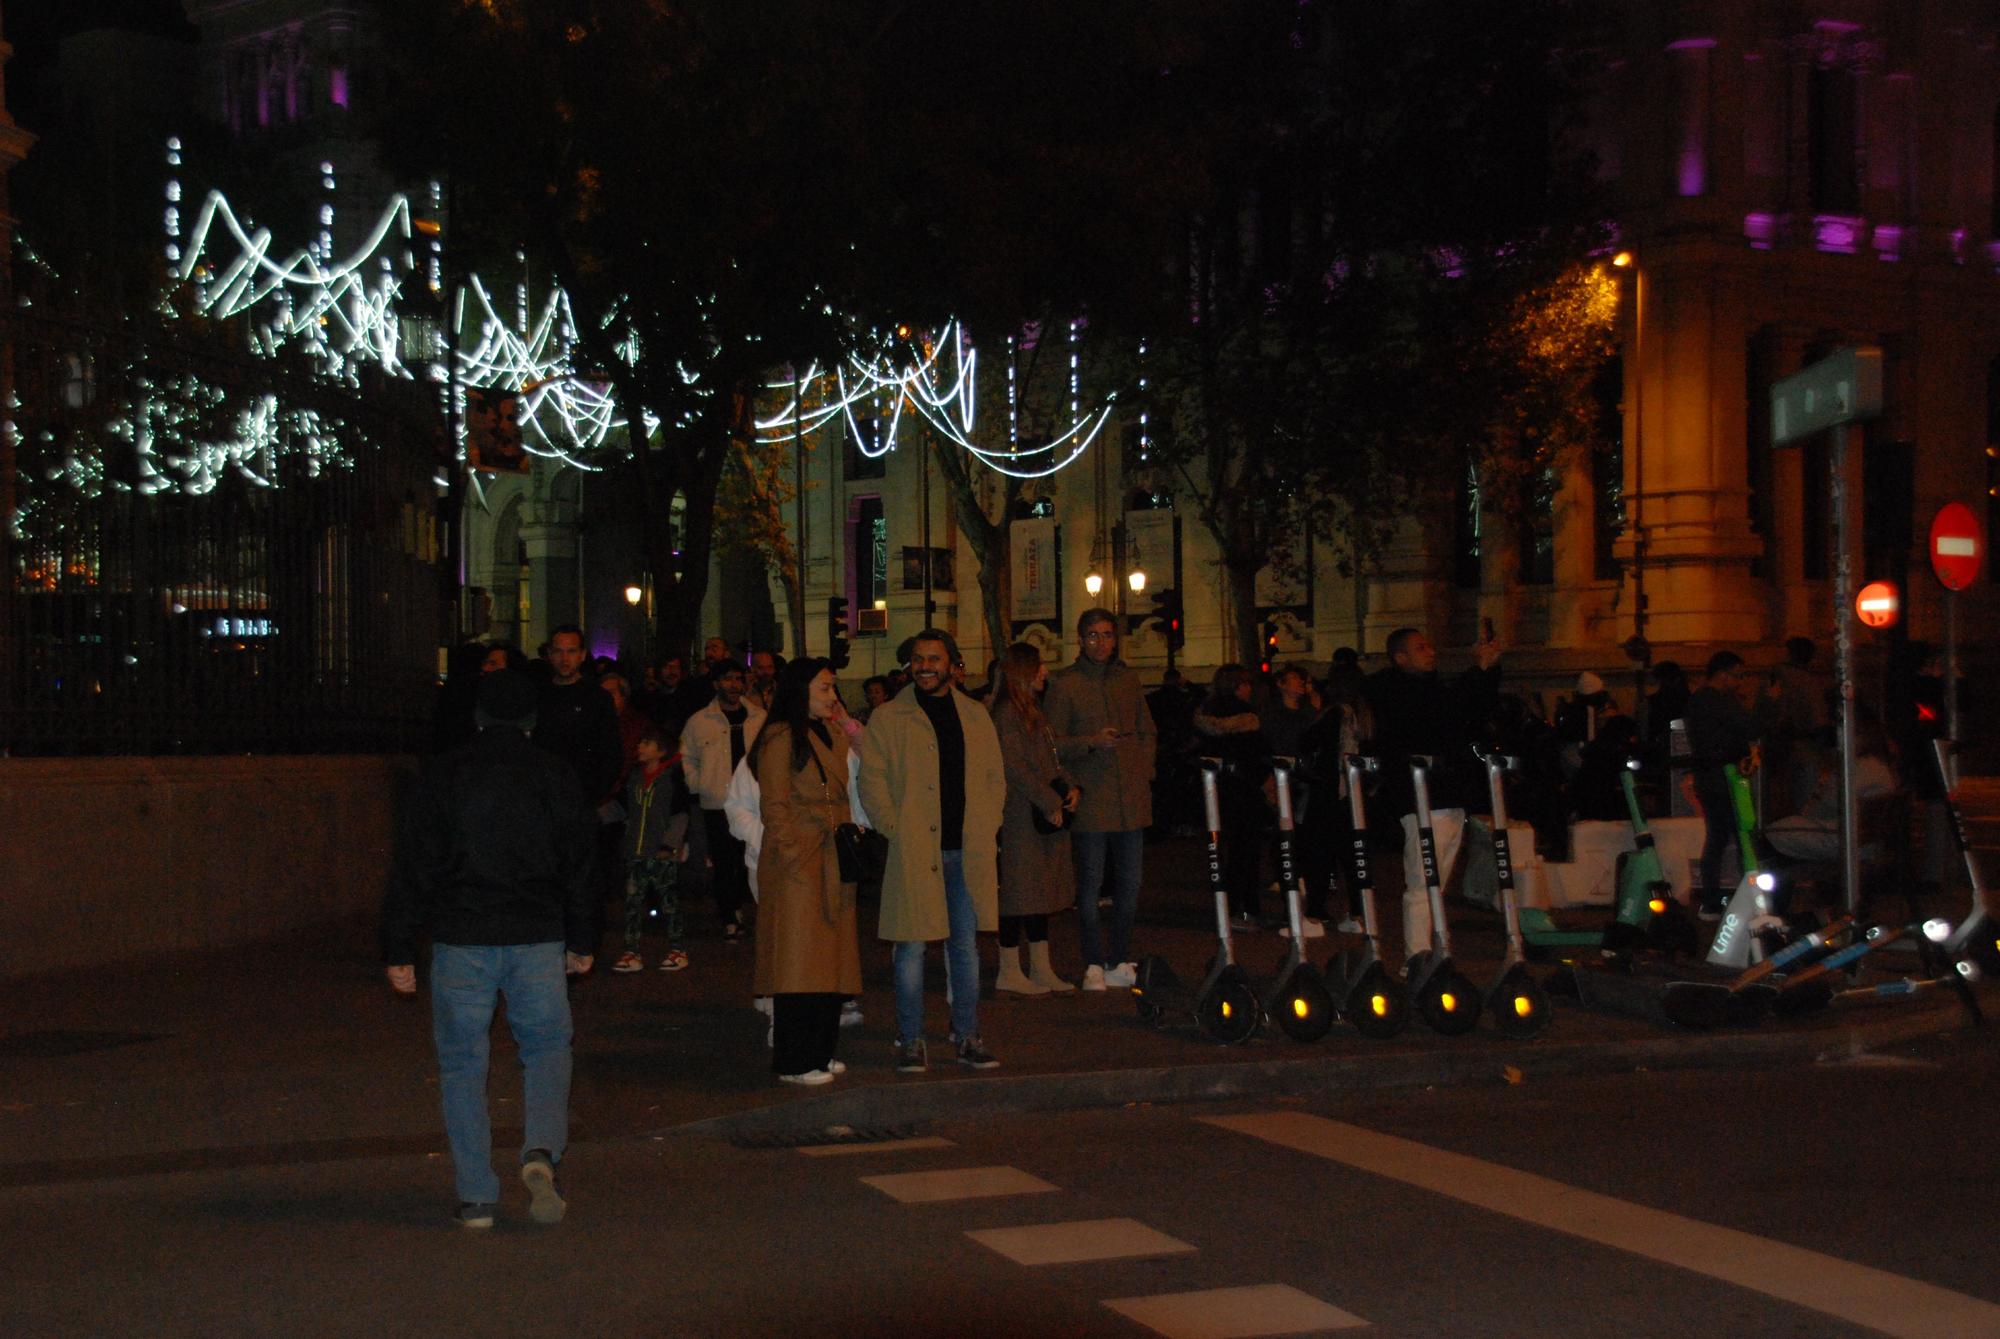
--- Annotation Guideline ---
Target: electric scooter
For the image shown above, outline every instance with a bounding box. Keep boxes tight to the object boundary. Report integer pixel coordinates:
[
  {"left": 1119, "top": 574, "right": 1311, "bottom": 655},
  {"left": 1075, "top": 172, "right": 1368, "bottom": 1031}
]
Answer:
[
  {"left": 1260, "top": 758, "right": 1338, "bottom": 1041},
  {"left": 1658, "top": 916, "right": 1854, "bottom": 1029},
  {"left": 1474, "top": 747, "right": 1554, "bottom": 1038},
  {"left": 1517, "top": 759, "right": 1697, "bottom": 963},
  {"left": 1133, "top": 757, "right": 1262, "bottom": 1043},
  {"left": 1703, "top": 762, "right": 1786, "bottom": 970},
  {"left": 1934, "top": 738, "right": 1998, "bottom": 971},
  {"left": 1403, "top": 755, "right": 1480, "bottom": 1036},
  {"left": 1324, "top": 755, "right": 1411, "bottom": 1039}
]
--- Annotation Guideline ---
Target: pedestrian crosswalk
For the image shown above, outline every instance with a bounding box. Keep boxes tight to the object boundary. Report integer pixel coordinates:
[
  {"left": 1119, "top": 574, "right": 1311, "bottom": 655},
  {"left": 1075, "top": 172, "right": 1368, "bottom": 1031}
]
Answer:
[{"left": 803, "top": 1126, "right": 1371, "bottom": 1336}]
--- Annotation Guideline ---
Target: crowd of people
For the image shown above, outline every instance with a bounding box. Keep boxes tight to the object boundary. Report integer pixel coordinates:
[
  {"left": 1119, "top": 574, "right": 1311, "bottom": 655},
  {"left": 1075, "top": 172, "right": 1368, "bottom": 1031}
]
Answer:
[{"left": 383, "top": 615, "right": 1948, "bottom": 1227}]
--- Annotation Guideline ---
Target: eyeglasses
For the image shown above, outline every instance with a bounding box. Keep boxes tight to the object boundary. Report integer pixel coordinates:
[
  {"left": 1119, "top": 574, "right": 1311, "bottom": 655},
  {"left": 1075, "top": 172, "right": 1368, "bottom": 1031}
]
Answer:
[{"left": 1082, "top": 630, "right": 1117, "bottom": 641}]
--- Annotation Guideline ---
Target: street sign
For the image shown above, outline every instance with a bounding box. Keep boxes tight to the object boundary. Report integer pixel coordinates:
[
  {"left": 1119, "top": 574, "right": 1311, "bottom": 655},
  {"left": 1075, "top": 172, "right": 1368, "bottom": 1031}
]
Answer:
[
  {"left": 1855, "top": 581, "right": 1900, "bottom": 628},
  {"left": 1929, "top": 502, "right": 1983, "bottom": 591},
  {"left": 1769, "top": 346, "right": 1882, "bottom": 446}
]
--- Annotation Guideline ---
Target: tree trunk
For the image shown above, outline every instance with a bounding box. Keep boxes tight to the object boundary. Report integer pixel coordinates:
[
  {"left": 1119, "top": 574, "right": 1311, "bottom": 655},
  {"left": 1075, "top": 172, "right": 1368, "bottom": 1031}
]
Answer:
[
  {"left": 1225, "top": 555, "right": 1261, "bottom": 667},
  {"left": 927, "top": 437, "right": 1018, "bottom": 668}
]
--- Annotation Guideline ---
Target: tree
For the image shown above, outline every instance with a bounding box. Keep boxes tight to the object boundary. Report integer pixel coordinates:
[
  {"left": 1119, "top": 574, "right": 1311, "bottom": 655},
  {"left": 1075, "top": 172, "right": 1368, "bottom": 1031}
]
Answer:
[
  {"left": 380, "top": 1, "right": 1210, "bottom": 659},
  {"left": 1135, "top": 0, "right": 1614, "bottom": 662}
]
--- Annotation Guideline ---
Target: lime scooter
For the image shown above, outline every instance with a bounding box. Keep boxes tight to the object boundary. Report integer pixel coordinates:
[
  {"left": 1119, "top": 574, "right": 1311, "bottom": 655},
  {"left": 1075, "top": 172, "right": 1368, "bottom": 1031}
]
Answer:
[
  {"left": 1262, "top": 757, "right": 1338, "bottom": 1041},
  {"left": 1133, "top": 757, "right": 1261, "bottom": 1044},
  {"left": 1403, "top": 755, "right": 1481, "bottom": 1035},
  {"left": 1704, "top": 761, "right": 1786, "bottom": 970},
  {"left": 1323, "top": 755, "right": 1412, "bottom": 1038},
  {"left": 1473, "top": 747, "right": 1555, "bottom": 1038},
  {"left": 1517, "top": 759, "right": 1697, "bottom": 963}
]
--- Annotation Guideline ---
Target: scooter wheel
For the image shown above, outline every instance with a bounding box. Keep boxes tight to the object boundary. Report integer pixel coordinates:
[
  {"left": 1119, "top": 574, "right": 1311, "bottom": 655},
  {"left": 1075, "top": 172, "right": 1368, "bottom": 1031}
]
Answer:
[
  {"left": 1489, "top": 968, "right": 1553, "bottom": 1039},
  {"left": 1196, "top": 966, "right": 1262, "bottom": 1045},
  {"left": 1345, "top": 963, "right": 1410, "bottom": 1040},
  {"left": 1274, "top": 970, "right": 1336, "bottom": 1043},
  {"left": 1417, "top": 967, "right": 1480, "bottom": 1036}
]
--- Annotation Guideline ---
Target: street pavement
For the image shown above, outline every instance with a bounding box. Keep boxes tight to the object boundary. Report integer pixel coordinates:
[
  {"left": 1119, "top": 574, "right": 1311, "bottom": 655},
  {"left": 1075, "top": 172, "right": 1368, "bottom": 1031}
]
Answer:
[{"left": 3, "top": 781, "right": 1996, "bottom": 1335}]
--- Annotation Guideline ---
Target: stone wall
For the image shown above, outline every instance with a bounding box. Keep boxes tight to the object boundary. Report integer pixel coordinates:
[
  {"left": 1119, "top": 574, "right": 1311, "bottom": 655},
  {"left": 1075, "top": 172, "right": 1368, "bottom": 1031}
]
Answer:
[{"left": 0, "top": 755, "right": 413, "bottom": 981}]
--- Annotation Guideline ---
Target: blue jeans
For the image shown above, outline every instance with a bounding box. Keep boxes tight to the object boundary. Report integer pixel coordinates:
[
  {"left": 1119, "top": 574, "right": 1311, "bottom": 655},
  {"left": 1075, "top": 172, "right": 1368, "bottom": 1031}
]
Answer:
[
  {"left": 1073, "top": 828, "right": 1144, "bottom": 968},
  {"left": 431, "top": 941, "right": 574, "bottom": 1205},
  {"left": 893, "top": 850, "right": 980, "bottom": 1045}
]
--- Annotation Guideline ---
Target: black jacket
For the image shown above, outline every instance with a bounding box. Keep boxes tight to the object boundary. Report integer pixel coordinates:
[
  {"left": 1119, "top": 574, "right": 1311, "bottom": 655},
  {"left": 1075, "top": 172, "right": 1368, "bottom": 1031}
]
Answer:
[
  {"left": 380, "top": 726, "right": 598, "bottom": 964},
  {"left": 532, "top": 678, "right": 623, "bottom": 804},
  {"left": 1363, "top": 663, "right": 1501, "bottom": 814}
]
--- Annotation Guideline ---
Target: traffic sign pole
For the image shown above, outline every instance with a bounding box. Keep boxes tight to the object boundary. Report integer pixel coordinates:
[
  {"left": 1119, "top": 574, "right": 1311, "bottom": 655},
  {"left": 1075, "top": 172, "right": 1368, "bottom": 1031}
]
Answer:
[
  {"left": 1946, "top": 590, "right": 1958, "bottom": 788},
  {"left": 1830, "top": 424, "right": 1859, "bottom": 916},
  {"left": 1927, "top": 501, "right": 1982, "bottom": 787}
]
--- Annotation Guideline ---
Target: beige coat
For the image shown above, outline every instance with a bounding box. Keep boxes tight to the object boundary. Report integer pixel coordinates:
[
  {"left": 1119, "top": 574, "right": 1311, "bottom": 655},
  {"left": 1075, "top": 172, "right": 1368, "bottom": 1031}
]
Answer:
[
  {"left": 857, "top": 686, "right": 1005, "bottom": 942},
  {"left": 751, "top": 723, "right": 862, "bottom": 997},
  {"left": 1044, "top": 656, "right": 1157, "bottom": 832},
  {"left": 991, "top": 698, "right": 1078, "bottom": 918}
]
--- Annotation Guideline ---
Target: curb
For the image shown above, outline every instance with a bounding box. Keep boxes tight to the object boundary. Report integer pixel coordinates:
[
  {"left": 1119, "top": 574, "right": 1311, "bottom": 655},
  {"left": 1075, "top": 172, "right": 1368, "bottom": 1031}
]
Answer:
[{"left": 667, "top": 997, "right": 1976, "bottom": 1145}]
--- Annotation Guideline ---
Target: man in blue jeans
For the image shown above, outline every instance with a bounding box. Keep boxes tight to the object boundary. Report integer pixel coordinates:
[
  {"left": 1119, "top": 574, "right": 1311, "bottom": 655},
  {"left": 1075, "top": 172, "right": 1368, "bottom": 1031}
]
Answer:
[
  {"left": 1044, "top": 609, "right": 1158, "bottom": 990},
  {"left": 859, "top": 629, "right": 1007, "bottom": 1073},
  {"left": 382, "top": 668, "right": 598, "bottom": 1229}
]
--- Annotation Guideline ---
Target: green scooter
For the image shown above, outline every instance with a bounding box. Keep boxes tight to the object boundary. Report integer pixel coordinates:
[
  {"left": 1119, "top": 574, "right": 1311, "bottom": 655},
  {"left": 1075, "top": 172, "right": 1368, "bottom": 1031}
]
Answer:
[{"left": 1517, "top": 759, "right": 1694, "bottom": 963}]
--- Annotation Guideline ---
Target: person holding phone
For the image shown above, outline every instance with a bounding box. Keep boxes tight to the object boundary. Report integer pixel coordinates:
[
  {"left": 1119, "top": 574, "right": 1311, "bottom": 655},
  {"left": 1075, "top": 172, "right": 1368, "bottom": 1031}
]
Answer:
[
  {"left": 989, "top": 643, "right": 1081, "bottom": 994},
  {"left": 1044, "top": 608, "right": 1159, "bottom": 991},
  {"left": 1363, "top": 622, "right": 1504, "bottom": 959}
]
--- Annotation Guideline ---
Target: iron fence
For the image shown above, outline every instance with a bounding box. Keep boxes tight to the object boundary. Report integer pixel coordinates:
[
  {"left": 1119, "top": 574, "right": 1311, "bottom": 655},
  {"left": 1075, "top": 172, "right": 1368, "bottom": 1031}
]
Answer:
[{"left": 1, "top": 309, "right": 448, "bottom": 754}]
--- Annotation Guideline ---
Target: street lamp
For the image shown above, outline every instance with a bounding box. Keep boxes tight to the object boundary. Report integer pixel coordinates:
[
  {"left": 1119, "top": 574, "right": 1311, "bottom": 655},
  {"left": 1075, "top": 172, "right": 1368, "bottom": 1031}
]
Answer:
[
  {"left": 623, "top": 584, "right": 644, "bottom": 606},
  {"left": 1127, "top": 569, "right": 1147, "bottom": 594},
  {"left": 1084, "top": 571, "right": 1104, "bottom": 597}
]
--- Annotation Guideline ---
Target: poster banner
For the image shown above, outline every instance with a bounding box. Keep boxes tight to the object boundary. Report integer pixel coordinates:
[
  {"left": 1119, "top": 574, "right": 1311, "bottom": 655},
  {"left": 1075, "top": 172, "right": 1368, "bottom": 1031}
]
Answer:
[
  {"left": 1122, "top": 510, "right": 1176, "bottom": 588},
  {"left": 1010, "top": 517, "right": 1060, "bottom": 623}
]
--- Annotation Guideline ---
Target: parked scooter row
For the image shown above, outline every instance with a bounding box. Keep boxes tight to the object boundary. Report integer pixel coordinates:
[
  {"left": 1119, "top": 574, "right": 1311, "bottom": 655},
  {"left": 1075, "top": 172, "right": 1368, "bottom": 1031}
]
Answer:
[{"left": 1134, "top": 750, "right": 1553, "bottom": 1044}]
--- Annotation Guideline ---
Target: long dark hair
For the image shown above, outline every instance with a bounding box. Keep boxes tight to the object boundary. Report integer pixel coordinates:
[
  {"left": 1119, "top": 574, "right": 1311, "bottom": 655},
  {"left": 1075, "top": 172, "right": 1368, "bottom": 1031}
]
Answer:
[
  {"left": 996, "top": 642, "right": 1045, "bottom": 731},
  {"left": 755, "top": 657, "right": 835, "bottom": 774}
]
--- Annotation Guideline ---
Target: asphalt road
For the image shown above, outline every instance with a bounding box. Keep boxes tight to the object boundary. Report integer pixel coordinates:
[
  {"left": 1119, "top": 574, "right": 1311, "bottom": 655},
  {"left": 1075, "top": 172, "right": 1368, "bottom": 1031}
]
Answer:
[{"left": 6, "top": 1028, "right": 1995, "bottom": 1339}]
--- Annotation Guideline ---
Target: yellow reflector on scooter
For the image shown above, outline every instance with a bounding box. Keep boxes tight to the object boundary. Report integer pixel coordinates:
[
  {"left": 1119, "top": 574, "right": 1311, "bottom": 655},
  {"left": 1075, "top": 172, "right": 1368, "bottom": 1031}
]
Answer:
[
  {"left": 1221, "top": 1000, "right": 1234, "bottom": 1018},
  {"left": 1292, "top": 997, "right": 1310, "bottom": 1020},
  {"left": 1439, "top": 992, "right": 1458, "bottom": 1012},
  {"left": 1370, "top": 994, "right": 1389, "bottom": 1017},
  {"left": 1513, "top": 994, "right": 1534, "bottom": 1018},
  {"left": 1647, "top": 899, "right": 1667, "bottom": 914}
]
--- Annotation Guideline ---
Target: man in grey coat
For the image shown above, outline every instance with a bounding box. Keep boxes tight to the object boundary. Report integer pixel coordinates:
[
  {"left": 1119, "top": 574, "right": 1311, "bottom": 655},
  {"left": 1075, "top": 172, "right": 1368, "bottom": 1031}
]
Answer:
[{"left": 1043, "top": 608, "right": 1157, "bottom": 990}]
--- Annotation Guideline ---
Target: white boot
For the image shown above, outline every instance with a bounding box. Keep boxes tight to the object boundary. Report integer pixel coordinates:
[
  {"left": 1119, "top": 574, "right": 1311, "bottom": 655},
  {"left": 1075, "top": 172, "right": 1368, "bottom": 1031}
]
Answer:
[
  {"left": 994, "top": 943, "right": 1049, "bottom": 995},
  {"left": 1026, "top": 940, "right": 1075, "bottom": 993}
]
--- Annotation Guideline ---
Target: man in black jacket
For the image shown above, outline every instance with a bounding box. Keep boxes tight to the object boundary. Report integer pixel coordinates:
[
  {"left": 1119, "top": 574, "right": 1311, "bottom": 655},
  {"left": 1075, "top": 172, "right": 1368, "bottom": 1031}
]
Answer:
[
  {"left": 382, "top": 669, "right": 597, "bottom": 1230},
  {"left": 1364, "top": 625, "right": 1503, "bottom": 958}
]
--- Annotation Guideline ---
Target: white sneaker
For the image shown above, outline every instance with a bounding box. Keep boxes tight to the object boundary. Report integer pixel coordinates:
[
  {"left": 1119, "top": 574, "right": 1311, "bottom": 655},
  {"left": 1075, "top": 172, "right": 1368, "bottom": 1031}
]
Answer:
[
  {"left": 779, "top": 1069, "right": 836, "bottom": 1086},
  {"left": 839, "top": 1000, "right": 864, "bottom": 1027},
  {"left": 1103, "top": 962, "right": 1138, "bottom": 989},
  {"left": 1082, "top": 965, "right": 1108, "bottom": 992},
  {"left": 1335, "top": 918, "right": 1363, "bottom": 935},
  {"left": 1279, "top": 918, "right": 1327, "bottom": 940}
]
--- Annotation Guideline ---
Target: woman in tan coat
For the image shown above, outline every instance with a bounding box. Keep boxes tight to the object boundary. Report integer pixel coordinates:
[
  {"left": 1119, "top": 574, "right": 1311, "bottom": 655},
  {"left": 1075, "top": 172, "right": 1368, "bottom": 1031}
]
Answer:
[
  {"left": 751, "top": 658, "right": 862, "bottom": 1085},
  {"left": 989, "top": 643, "right": 1080, "bottom": 995}
]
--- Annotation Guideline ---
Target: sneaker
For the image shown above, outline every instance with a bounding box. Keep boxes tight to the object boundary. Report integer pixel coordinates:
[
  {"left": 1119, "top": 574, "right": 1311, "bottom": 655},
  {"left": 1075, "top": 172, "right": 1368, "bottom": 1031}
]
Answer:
[
  {"left": 456, "top": 1202, "right": 497, "bottom": 1230},
  {"left": 839, "top": 1000, "right": 864, "bottom": 1028},
  {"left": 612, "top": 950, "right": 644, "bottom": 973},
  {"left": 826, "top": 1058, "right": 848, "bottom": 1075},
  {"left": 894, "top": 1039, "right": 928, "bottom": 1073},
  {"left": 659, "top": 949, "right": 689, "bottom": 972},
  {"left": 1229, "top": 914, "right": 1263, "bottom": 933},
  {"left": 1103, "top": 961, "right": 1138, "bottom": 989},
  {"left": 779, "top": 1068, "right": 836, "bottom": 1086},
  {"left": 1335, "top": 918, "right": 1364, "bottom": 935},
  {"left": 1082, "top": 965, "right": 1108, "bottom": 992},
  {"left": 955, "top": 1036, "right": 1000, "bottom": 1069},
  {"left": 520, "top": 1151, "right": 565, "bottom": 1225},
  {"left": 1279, "top": 918, "right": 1327, "bottom": 940}
]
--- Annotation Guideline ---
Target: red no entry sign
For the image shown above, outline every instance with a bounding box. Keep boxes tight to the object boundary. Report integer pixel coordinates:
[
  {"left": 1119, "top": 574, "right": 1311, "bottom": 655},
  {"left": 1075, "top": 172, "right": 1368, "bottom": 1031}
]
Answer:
[
  {"left": 1855, "top": 581, "right": 1900, "bottom": 628},
  {"left": 1930, "top": 502, "right": 1983, "bottom": 591}
]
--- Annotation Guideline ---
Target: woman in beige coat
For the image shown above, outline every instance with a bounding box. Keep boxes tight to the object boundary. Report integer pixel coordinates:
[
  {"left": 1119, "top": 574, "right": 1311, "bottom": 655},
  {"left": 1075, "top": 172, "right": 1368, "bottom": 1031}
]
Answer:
[
  {"left": 752, "top": 658, "right": 862, "bottom": 1085},
  {"left": 989, "top": 643, "right": 1079, "bottom": 995}
]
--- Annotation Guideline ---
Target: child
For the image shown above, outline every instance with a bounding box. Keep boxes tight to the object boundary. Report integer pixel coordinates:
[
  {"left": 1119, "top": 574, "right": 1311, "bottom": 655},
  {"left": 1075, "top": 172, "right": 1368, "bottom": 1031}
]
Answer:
[{"left": 616, "top": 725, "right": 690, "bottom": 972}]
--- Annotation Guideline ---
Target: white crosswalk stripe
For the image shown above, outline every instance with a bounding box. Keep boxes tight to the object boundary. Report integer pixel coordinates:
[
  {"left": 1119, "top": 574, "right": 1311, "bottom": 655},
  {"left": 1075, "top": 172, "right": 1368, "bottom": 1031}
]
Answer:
[
  {"left": 1103, "top": 1283, "right": 1368, "bottom": 1338},
  {"left": 966, "top": 1217, "right": 1195, "bottom": 1266},
  {"left": 858, "top": 1164, "right": 1057, "bottom": 1203}
]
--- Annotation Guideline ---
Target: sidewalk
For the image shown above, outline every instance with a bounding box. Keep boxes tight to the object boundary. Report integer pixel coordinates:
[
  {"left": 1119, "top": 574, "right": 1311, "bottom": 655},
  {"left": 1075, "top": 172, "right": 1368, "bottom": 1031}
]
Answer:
[{"left": 3, "top": 826, "right": 1984, "bottom": 1188}]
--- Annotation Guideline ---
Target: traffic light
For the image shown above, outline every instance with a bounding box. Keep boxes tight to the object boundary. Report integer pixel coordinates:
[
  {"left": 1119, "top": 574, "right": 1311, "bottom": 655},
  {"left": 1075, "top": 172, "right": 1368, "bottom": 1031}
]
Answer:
[
  {"left": 1147, "top": 587, "right": 1184, "bottom": 652},
  {"left": 826, "top": 596, "right": 851, "bottom": 670},
  {"left": 1260, "top": 620, "right": 1279, "bottom": 675}
]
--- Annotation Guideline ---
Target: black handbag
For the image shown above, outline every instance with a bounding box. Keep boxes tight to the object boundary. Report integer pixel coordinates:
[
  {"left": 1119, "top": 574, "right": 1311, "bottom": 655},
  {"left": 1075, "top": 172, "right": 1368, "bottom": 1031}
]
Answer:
[
  {"left": 834, "top": 822, "right": 889, "bottom": 884},
  {"left": 1032, "top": 779, "right": 1073, "bottom": 835}
]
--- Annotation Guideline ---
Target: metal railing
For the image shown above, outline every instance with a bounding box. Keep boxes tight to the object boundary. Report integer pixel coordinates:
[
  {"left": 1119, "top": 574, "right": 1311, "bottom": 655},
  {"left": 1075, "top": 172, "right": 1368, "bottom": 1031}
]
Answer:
[{"left": 1, "top": 309, "right": 447, "bottom": 754}]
